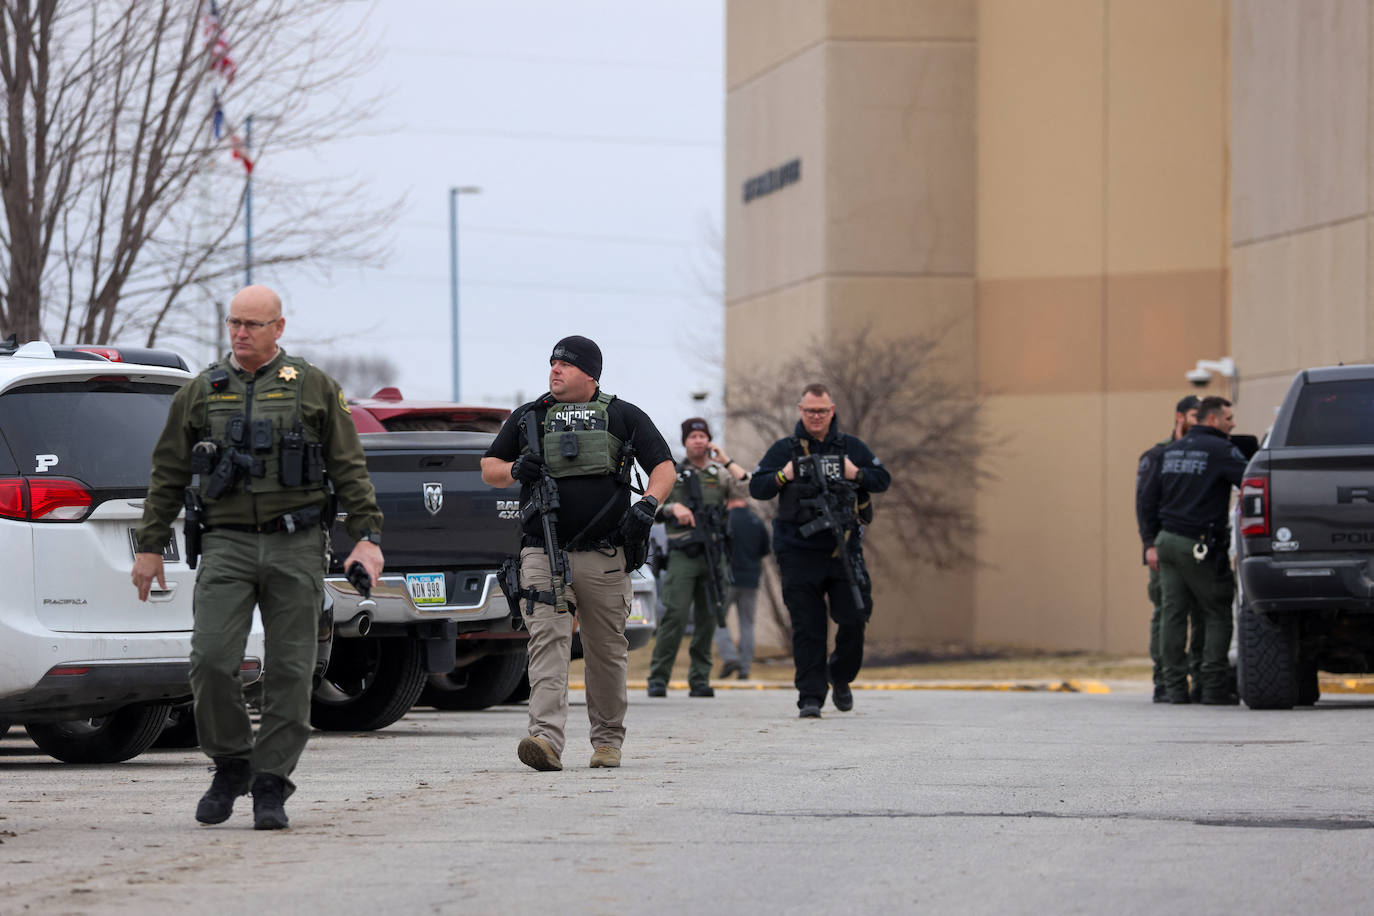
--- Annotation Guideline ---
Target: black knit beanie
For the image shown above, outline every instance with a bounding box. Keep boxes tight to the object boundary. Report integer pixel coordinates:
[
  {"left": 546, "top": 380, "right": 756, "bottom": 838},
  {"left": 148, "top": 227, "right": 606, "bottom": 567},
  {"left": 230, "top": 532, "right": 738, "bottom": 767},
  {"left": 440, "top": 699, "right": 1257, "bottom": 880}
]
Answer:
[{"left": 549, "top": 335, "right": 603, "bottom": 381}]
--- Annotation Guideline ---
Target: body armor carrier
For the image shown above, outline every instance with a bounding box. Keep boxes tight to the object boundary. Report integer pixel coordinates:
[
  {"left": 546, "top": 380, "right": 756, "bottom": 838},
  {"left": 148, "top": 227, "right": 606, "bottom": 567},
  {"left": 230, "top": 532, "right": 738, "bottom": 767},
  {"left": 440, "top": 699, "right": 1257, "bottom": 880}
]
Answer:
[
  {"left": 665, "top": 460, "right": 729, "bottom": 542},
  {"left": 777, "top": 437, "right": 848, "bottom": 528},
  {"left": 531, "top": 390, "right": 625, "bottom": 479},
  {"left": 193, "top": 355, "right": 326, "bottom": 502}
]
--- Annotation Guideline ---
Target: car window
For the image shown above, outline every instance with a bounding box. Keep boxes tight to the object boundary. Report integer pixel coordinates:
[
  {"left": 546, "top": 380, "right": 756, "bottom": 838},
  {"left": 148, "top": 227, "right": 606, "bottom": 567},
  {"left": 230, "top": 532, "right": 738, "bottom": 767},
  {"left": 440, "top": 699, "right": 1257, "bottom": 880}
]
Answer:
[
  {"left": 1285, "top": 379, "right": 1374, "bottom": 446},
  {"left": 383, "top": 416, "right": 505, "bottom": 434},
  {"left": 0, "top": 380, "right": 181, "bottom": 486}
]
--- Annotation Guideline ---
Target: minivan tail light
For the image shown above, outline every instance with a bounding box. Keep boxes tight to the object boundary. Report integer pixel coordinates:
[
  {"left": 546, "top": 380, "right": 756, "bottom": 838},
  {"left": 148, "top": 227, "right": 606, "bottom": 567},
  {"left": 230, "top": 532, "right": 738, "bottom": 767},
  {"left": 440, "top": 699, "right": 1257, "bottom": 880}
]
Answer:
[
  {"left": 1240, "top": 475, "right": 1270, "bottom": 537},
  {"left": 0, "top": 479, "right": 25, "bottom": 519},
  {"left": 29, "top": 479, "right": 93, "bottom": 519},
  {"left": 0, "top": 478, "right": 93, "bottom": 521}
]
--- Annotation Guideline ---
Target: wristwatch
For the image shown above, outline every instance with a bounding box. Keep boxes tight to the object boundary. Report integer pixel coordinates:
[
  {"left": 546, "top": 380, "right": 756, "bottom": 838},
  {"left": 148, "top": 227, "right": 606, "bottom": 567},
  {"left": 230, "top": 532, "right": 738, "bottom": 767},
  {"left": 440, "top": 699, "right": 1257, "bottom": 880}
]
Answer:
[{"left": 359, "top": 529, "right": 382, "bottom": 546}]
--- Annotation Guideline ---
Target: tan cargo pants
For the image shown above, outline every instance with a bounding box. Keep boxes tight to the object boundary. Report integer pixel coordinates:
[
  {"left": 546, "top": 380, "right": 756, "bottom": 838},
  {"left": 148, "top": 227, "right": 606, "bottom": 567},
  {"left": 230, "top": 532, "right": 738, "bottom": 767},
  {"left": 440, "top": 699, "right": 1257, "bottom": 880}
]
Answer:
[{"left": 519, "top": 545, "right": 632, "bottom": 756}]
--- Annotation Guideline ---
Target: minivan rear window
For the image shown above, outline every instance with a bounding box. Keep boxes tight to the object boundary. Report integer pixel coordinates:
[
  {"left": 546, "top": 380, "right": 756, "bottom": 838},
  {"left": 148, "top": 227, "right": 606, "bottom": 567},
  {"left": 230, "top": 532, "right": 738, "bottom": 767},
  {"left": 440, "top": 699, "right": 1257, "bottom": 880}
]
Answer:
[
  {"left": 0, "top": 380, "right": 182, "bottom": 487},
  {"left": 1286, "top": 379, "right": 1374, "bottom": 446}
]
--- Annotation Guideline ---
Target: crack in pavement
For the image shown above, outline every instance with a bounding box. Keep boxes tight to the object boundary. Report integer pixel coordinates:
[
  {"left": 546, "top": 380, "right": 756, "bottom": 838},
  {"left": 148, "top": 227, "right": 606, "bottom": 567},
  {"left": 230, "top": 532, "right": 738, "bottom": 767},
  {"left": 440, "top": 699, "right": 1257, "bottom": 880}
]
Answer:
[{"left": 737, "top": 810, "right": 1374, "bottom": 830}]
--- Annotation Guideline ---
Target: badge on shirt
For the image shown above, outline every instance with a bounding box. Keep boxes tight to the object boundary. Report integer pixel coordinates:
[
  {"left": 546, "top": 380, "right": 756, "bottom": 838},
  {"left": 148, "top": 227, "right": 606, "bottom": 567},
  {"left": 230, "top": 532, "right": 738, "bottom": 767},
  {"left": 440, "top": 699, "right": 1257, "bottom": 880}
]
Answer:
[{"left": 278, "top": 365, "right": 299, "bottom": 382}]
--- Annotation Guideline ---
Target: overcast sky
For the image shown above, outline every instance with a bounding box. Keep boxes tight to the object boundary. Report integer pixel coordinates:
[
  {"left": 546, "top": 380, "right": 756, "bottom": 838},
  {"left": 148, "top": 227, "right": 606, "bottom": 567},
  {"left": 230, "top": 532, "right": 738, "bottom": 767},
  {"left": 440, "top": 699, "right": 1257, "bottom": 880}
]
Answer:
[{"left": 252, "top": 0, "right": 725, "bottom": 448}]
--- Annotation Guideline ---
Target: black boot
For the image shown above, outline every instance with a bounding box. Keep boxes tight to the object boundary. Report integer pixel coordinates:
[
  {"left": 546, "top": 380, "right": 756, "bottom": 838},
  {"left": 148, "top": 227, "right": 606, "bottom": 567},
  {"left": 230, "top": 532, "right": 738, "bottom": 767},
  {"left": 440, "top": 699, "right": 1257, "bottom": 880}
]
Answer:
[
  {"left": 251, "top": 773, "right": 295, "bottom": 831},
  {"left": 195, "top": 756, "right": 251, "bottom": 825}
]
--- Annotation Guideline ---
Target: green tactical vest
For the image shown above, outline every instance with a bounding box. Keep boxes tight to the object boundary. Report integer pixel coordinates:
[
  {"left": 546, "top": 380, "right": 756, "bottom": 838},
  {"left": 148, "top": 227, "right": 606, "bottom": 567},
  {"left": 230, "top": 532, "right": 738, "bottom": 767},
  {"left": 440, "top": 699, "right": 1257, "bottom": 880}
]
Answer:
[
  {"left": 664, "top": 460, "right": 728, "bottom": 538},
  {"left": 536, "top": 391, "right": 624, "bottom": 479},
  {"left": 199, "top": 354, "right": 325, "bottom": 501}
]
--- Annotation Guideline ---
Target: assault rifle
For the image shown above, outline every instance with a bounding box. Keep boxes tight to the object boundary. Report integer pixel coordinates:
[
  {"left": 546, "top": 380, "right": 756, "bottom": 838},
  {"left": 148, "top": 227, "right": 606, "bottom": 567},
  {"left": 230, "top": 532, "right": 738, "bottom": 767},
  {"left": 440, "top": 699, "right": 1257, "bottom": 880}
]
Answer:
[
  {"left": 795, "top": 453, "right": 866, "bottom": 611},
  {"left": 681, "top": 468, "right": 730, "bottom": 627},
  {"left": 518, "top": 410, "right": 573, "bottom": 613}
]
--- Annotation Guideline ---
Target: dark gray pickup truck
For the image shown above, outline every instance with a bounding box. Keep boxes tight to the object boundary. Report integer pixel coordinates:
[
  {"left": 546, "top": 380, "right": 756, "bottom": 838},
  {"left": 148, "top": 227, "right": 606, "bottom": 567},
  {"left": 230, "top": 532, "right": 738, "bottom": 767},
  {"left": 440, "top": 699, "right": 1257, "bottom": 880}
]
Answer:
[
  {"left": 308, "top": 392, "right": 658, "bottom": 732},
  {"left": 1236, "top": 364, "right": 1374, "bottom": 708},
  {"left": 307, "top": 395, "right": 530, "bottom": 732}
]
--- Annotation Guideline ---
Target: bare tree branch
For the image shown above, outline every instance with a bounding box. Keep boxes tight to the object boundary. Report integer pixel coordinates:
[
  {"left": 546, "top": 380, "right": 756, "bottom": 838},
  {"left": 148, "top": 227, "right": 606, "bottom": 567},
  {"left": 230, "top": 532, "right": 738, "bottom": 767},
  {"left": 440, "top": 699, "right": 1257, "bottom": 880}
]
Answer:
[
  {"left": 729, "top": 324, "right": 995, "bottom": 571},
  {"left": 0, "top": 0, "right": 398, "bottom": 347}
]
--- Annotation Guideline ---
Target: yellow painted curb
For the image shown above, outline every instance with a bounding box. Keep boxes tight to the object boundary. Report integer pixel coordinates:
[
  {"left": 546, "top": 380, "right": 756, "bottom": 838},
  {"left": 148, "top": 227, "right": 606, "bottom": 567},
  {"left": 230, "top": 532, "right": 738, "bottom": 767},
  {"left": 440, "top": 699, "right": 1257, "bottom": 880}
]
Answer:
[
  {"left": 1319, "top": 678, "right": 1374, "bottom": 695},
  {"left": 566, "top": 679, "right": 1112, "bottom": 694}
]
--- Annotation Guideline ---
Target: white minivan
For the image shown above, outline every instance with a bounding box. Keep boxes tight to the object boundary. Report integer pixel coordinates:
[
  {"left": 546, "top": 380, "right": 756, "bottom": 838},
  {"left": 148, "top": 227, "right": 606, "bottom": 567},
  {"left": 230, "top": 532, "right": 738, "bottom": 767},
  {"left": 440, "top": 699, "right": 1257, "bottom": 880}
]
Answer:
[{"left": 0, "top": 342, "right": 263, "bottom": 762}]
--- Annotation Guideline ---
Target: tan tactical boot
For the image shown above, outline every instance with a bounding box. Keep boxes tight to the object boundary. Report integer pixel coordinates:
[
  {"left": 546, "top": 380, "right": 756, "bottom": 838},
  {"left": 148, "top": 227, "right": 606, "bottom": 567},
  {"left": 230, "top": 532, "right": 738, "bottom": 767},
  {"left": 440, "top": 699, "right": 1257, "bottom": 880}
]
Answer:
[
  {"left": 517, "top": 735, "right": 563, "bottom": 771},
  {"left": 589, "top": 746, "right": 622, "bottom": 768}
]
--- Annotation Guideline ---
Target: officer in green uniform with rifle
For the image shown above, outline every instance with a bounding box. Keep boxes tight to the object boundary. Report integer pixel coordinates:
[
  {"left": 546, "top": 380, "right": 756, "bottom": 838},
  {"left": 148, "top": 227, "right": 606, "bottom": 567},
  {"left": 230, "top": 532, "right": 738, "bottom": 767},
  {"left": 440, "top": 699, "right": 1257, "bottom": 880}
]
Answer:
[
  {"left": 646, "top": 418, "right": 749, "bottom": 698},
  {"left": 483, "top": 336, "right": 674, "bottom": 771},
  {"left": 131, "top": 285, "right": 383, "bottom": 830}
]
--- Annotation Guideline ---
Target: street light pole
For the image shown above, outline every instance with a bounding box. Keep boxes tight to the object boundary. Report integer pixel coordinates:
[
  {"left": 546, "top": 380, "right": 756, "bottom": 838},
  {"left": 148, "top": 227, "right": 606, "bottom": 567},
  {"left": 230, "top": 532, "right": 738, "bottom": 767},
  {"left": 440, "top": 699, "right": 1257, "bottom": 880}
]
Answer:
[{"left": 449, "top": 185, "right": 481, "bottom": 402}]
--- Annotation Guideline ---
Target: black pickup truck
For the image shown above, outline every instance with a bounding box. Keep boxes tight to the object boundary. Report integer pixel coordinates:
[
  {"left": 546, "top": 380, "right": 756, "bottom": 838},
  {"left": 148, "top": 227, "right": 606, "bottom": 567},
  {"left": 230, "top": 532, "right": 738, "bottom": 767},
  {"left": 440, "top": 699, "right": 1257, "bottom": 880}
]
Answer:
[
  {"left": 310, "top": 390, "right": 659, "bottom": 731},
  {"left": 1236, "top": 364, "right": 1374, "bottom": 708},
  {"left": 309, "top": 397, "right": 527, "bottom": 731}
]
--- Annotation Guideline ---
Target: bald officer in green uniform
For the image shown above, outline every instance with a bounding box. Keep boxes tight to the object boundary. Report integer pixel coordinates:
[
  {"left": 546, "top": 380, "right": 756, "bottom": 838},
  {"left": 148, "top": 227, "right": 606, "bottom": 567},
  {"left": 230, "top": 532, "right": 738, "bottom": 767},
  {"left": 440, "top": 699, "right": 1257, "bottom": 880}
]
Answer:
[{"left": 132, "top": 284, "right": 383, "bottom": 830}]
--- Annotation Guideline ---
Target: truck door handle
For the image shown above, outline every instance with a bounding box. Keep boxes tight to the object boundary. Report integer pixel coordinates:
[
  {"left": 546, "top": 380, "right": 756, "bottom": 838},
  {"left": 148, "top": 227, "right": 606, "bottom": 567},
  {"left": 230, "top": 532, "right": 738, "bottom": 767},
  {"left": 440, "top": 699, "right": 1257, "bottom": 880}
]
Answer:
[{"left": 147, "top": 582, "right": 178, "bottom": 603}]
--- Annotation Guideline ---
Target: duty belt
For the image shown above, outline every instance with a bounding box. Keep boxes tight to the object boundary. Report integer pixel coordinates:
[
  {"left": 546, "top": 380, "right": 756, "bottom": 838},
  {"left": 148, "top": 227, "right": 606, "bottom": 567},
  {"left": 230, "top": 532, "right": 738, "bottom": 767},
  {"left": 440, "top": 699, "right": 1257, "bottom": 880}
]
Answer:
[
  {"left": 522, "top": 533, "right": 617, "bottom": 553},
  {"left": 211, "top": 505, "right": 323, "bottom": 535}
]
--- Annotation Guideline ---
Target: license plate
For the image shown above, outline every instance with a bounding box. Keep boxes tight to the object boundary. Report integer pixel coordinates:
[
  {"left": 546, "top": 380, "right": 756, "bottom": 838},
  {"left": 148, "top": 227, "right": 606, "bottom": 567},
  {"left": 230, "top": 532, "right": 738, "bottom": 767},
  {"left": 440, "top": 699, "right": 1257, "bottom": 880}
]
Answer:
[
  {"left": 129, "top": 528, "right": 180, "bottom": 563},
  {"left": 406, "top": 572, "right": 446, "bottom": 606}
]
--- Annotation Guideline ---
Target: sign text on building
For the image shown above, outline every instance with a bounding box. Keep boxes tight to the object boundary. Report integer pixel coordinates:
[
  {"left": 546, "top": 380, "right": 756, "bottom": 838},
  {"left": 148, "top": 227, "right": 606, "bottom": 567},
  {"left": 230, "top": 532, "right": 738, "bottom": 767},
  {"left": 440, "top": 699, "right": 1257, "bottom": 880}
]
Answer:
[{"left": 742, "top": 158, "right": 801, "bottom": 203}]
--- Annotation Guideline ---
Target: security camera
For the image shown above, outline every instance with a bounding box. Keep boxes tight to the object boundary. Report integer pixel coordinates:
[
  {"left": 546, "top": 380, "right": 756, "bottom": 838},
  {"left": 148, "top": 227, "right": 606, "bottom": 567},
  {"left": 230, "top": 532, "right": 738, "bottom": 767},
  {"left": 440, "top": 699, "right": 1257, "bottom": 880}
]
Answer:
[{"left": 1185, "top": 367, "right": 1213, "bottom": 387}]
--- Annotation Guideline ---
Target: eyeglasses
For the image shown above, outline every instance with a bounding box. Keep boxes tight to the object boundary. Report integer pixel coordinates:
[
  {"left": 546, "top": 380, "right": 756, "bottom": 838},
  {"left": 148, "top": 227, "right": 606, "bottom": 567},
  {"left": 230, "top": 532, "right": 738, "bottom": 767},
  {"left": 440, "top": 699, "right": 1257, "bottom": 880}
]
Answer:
[
  {"left": 800, "top": 407, "right": 833, "bottom": 417},
  {"left": 225, "top": 317, "right": 278, "bottom": 332}
]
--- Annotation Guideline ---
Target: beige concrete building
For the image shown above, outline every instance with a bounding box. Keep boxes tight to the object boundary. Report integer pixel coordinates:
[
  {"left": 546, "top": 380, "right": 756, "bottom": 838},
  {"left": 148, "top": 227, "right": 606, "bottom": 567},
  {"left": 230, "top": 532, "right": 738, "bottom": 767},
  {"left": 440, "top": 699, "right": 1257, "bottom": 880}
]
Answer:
[{"left": 726, "top": 0, "right": 1363, "bottom": 656}]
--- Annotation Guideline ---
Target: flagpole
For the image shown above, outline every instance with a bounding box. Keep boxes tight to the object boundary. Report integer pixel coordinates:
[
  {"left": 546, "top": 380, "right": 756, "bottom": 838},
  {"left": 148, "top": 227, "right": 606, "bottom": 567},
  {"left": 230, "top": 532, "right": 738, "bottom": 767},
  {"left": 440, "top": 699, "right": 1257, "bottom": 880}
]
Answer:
[{"left": 244, "top": 114, "right": 253, "bottom": 287}]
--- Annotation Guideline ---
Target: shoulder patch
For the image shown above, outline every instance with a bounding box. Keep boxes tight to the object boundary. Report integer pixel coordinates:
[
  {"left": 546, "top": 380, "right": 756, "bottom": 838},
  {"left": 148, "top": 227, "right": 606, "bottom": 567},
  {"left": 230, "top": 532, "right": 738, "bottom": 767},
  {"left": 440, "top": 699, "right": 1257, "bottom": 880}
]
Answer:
[
  {"left": 1138, "top": 455, "right": 1151, "bottom": 472},
  {"left": 337, "top": 389, "right": 351, "bottom": 414}
]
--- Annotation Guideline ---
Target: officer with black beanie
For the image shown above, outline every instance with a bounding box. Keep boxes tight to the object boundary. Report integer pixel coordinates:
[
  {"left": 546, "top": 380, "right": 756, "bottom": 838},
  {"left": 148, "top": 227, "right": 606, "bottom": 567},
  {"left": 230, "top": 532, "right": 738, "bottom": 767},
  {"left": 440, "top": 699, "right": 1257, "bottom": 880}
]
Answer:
[{"left": 482, "top": 335, "right": 674, "bottom": 771}]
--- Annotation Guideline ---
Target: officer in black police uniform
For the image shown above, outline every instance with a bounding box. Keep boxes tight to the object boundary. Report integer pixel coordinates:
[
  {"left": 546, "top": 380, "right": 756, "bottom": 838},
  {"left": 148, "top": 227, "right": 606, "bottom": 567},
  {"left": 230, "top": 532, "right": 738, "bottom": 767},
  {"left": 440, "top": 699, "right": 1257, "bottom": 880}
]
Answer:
[
  {"left": 749, "top": 382, "right": 889, "bottom": 718},
  {"left": 1149, "top": 395, "right": 1247, "bottom": 704},
  {"left": 1135, "top": 395, "right": 1201, "bottom": 701}
]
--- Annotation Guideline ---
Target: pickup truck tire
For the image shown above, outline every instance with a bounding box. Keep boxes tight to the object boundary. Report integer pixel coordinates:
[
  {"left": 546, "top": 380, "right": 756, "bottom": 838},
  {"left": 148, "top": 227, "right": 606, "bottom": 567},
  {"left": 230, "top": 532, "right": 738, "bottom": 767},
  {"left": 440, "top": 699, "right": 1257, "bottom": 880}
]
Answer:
[
  {"left": 421, "top": 648, "right": 529, "bottom": 711},
  {"left": 25, "top": 703, "right": 174, "bottom": 763},
  {"left": 1238, "top": 607, "right": 1299, "bottom": 709},
  {"left": 1297, "top": 661, "right": 1321, "bottom": 706},
  {"left": 153, "top": 703, "right": 199, "bottom": 748},
  {"left": 311, "top": 636, "right": 428, "bottom": 731},
  {"left": 504, "top": 671, "right": 531, "bottom": 704}
]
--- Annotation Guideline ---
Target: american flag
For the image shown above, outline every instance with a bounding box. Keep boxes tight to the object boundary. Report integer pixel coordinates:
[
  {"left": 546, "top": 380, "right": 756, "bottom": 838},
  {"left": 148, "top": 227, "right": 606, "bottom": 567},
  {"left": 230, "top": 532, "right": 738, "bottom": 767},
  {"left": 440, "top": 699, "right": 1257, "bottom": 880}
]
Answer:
[
  {"left": 204, "top": 0, "right": 237, "bottom": 82},
  {"left": 204, "top": 2, "right": 252, "bottom": 173}
]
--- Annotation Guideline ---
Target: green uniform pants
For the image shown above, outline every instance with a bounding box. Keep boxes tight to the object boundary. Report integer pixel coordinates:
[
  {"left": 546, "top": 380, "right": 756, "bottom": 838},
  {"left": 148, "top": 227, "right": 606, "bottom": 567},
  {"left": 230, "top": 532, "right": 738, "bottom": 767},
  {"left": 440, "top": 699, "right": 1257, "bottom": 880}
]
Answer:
[
  {"left": 649, "top": 550, "right": 726, "bottom": 688},
  {"left": 1155, "top": 530, "right": 1234, "bottom": 696},
  {"left": 1148, "top": 567, "right": 1206, "bottom": 688},
  {"left": 190, "top": 527, "right": 325, "bottom": 779}
]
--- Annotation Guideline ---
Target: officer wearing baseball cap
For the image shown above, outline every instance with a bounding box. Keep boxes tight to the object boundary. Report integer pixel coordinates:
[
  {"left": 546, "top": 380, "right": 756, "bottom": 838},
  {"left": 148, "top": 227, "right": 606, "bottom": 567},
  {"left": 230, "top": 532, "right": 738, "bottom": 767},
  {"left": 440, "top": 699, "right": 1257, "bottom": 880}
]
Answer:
[{"left": 481, "top": 335, "right": 675, "bottom": 771}]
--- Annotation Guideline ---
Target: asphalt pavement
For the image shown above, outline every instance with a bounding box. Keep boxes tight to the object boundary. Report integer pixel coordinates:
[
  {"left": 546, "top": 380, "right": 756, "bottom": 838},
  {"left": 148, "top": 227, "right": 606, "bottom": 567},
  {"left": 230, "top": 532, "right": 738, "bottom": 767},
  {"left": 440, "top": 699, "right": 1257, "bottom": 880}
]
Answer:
[{"left": 3, "top": 683, "right": 1374, "bottom": 914}]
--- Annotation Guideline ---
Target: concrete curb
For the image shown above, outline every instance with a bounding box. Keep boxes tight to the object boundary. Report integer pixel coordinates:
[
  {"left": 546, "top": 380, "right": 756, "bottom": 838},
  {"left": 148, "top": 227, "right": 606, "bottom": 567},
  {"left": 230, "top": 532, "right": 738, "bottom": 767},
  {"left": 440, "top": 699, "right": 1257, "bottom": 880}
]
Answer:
[{"left": 572, "top": 679, "right": 1114, "bottom": 694}]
